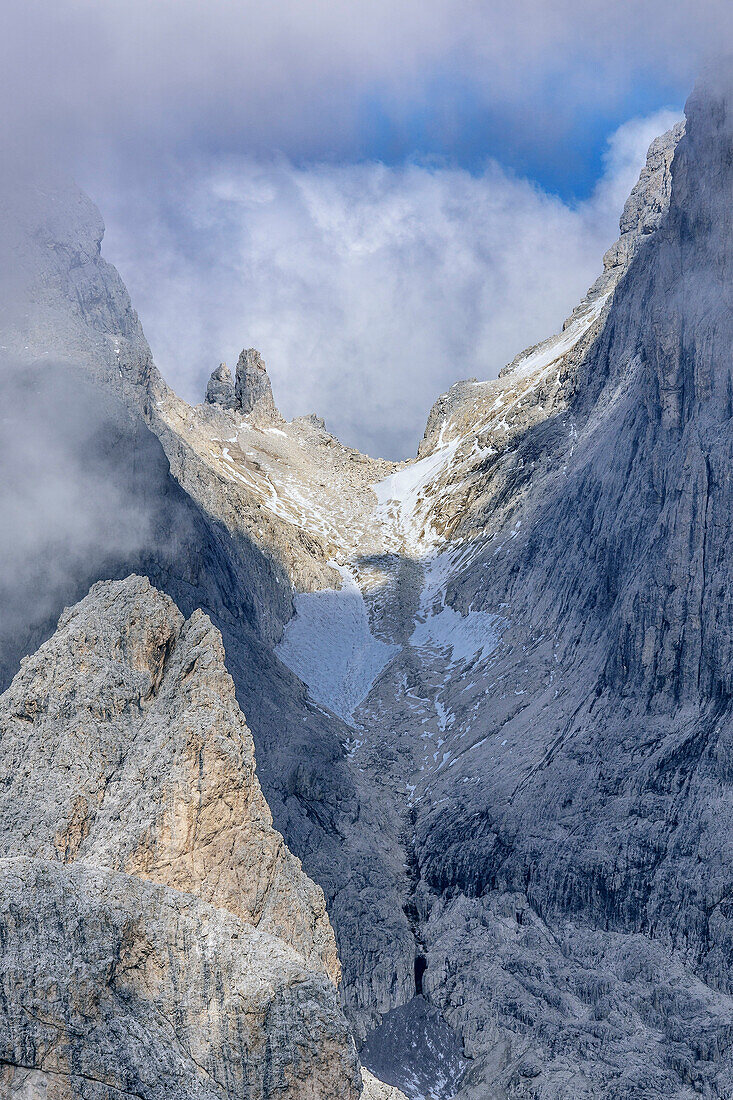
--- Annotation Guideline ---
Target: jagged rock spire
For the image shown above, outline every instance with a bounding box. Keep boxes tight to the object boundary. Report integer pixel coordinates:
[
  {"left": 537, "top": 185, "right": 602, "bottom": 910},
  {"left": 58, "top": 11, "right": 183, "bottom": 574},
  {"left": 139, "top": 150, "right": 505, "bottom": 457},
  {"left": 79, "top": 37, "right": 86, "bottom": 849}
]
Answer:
[
  {"left": 235, "top": 347, "right": 279, "bottom": 422},
  {"left": 205, "top": 361, "right": 235, "bottom": 406},
  {"left": 205, "top": 349, "right": 280, "bottom": 422}
]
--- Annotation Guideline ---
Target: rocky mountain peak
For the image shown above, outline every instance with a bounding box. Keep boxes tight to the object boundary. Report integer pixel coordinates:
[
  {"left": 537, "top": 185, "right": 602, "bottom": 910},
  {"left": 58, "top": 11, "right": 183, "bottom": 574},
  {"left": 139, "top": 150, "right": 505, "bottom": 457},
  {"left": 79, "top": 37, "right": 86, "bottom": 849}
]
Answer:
[
  {"left": 2, "top": 63, "right": 732, "bottom": 1100},
  {"left": 235, "top": 346, "right": 281, "bottom": 422},
  {"left": 205, "top": 360, "right": 235, "bottom": 405},
  {"left": 589, "top": 118, "right": 686, "bottom": 298},
  {"left": 204, "top": 347, "right": 282, "bottom": 423},
  {"left": 415, "top": 117, "right": 685, "bottom": 462},
  {"left": 0, "top": 574, "right": 384, "bottom": 1098}
]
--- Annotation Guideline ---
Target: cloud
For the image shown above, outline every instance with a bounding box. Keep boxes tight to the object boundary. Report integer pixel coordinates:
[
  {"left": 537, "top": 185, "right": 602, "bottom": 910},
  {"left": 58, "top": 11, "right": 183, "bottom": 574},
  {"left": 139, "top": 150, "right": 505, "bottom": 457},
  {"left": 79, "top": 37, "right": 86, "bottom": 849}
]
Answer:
[
  {"left": 98, "top": 108, "right": 680, "bottom": 459},
  {"left": 0, "top": 365, "right": 157, "bottom": 674},
  {"left": 0, "top": 0, "right": 727, "bottom": 177},
  {"left": 588, "top": 109, "right": 684, "bottom": 218}
]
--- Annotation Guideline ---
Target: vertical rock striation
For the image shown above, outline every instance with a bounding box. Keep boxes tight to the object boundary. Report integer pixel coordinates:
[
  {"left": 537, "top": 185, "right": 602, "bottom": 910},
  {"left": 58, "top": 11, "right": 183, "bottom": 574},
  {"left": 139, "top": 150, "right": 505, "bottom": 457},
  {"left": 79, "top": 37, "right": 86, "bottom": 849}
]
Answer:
[{"left": 1, "top": 61, "right": 732, "bottom": 1100}]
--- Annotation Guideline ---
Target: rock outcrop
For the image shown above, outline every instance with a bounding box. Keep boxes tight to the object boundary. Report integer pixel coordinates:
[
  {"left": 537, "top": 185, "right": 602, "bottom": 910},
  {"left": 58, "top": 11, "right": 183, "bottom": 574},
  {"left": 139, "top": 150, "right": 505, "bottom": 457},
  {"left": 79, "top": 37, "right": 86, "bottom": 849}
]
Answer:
[
  {"left": 0, "top": 576, "right": 362, "bottom": 1098},
  {"left": 235, "top": 347, "right": 281, "bottom": 422},
  {"left": 0, "top": 574, "right": 338, "bottom": 979},
  {"left": 0, "top": 174, "right": 407, "bottom": 1049},
  {"left": 0, "top": 858, "right": 359, "bottom": 1100},
  {"left": 0, "top": 172, "right": 167, "bottom": 411},
  {"left": 590, "top": 118, "right": 685, "bottom": 297},
  {"left": 361, "top": 1070, "right": 409, "bottom": 1100},
  {"left": 1, "top": 60, "right": 732, "bottom": 1100},
  {"left": 205, "top": 360, "right": 236, "bottom": 406},
  {"left": 367, "top": 69, "right": 733, "bottom": 1097},
  {"left": 205, "top": 351, "right": 280, "bottom": 422}
]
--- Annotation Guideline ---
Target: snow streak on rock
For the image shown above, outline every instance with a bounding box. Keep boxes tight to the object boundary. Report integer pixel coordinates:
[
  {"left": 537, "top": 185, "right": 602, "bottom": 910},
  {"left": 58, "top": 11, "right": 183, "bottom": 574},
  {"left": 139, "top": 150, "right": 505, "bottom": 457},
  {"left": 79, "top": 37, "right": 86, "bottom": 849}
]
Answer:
[{"left": 372, "top": 437, "right": 460, "bottom": 555}]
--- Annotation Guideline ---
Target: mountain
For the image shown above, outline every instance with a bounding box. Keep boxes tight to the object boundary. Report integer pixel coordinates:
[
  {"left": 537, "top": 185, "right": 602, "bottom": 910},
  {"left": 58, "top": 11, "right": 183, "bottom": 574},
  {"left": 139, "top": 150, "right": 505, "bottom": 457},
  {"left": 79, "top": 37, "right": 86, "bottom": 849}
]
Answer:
[
  {"left": 0, "top": 574, "right": 404, "bottom": 1100},
  {"left": 0, "top": 64, "right": 731, "bottom": 1100},
  {"left": 0, "top": 575, "right": 351, "bottom": 1097}
]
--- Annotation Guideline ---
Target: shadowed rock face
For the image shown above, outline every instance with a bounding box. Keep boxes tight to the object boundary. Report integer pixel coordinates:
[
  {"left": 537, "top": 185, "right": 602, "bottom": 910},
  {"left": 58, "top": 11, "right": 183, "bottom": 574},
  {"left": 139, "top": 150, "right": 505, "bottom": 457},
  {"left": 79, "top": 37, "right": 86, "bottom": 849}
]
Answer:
[
  {"left": 397, "top": 69, "right": 733, "bottom": 1097},
  {"left": 0, "top": 575, "right": 338, "bottom": 980},
  {"left": 0, "top": 361, "right": 411, "bottom": 1051}
]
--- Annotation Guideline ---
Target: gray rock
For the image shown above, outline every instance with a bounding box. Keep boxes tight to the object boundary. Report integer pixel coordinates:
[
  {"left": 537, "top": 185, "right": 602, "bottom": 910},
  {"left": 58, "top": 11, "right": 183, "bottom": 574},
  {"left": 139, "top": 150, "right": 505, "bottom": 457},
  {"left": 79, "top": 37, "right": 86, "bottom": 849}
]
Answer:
[
  {"left": 0, "top": 172, "right": 168, "bottom": 412},
  {"left": 0, "top": 170, "right": 408, "bottom": 1046},
  {"left": 0, "top": 574, "right": 339, "bottom": 979},
  {"left": 0, "top": 857, "right": 360, "bottom": 1100},
  {"left": 417, "top": 117, "right": 684, "bottom": 461},
  {"left": 1, "top": 61, "right": 732, "bottom": 1100},
  {"left": 235, "top": 347, "right": 281, "bottom": 422},
  {"left": 594, "top": 118, "right": 686, "bottom": 293},
  {"left": 205, "top": 360, "right": 236, "bottom": 406},
  {"left": 0, "top": 574, "right": 367, "bottom": 1097}
]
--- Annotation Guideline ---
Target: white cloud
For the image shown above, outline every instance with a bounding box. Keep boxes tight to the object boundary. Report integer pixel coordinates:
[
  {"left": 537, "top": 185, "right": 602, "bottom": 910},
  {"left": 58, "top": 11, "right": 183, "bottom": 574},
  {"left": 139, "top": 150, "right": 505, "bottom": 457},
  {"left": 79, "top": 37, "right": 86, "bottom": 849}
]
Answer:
[
  {"left": 589, "top": 109, "right": 683, "bottom": 221},
  {"left": 99, "top": 108, "right": 680, "bottom": 459},
  {"left": 0, "top": 0, "right": 726, "bottom": 169}
]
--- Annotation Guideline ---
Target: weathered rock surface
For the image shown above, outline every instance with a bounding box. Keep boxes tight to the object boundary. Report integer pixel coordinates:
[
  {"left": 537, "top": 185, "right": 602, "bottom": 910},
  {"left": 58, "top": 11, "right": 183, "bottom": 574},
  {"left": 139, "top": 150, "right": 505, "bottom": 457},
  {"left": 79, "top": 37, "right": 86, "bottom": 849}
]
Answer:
[
  {"left": 417, "top": 117, "right": 684, "bottom": 463},
  {"left": 0, "top": 858, "right": 359, "bottom": 1100},
  {"left": 206, "top": 351, "right": 281, "bottom": 423},
  {"left": 0, "top": 172, "right": 167, "bottom": 411},
  {"left": 266, "top": 69, "right": 733, "bottom": 1098},
  {"left": 362, "top": 68, "right": 733, "bottom": 1098},
  {"left": 0, "top": 575, "right": 403, "bottom": 1098},
  {"left": 0, "top": 574, "right": 338, "bottom": 979},
  {"left": 0, "top": 185, "right": 406, "bottom": 1045},
  {"left": 205, "top": 360, "right": 236, "bottom": 406},
  {"left": 234, "top": 347, "right": 281, "bottom": 423}
]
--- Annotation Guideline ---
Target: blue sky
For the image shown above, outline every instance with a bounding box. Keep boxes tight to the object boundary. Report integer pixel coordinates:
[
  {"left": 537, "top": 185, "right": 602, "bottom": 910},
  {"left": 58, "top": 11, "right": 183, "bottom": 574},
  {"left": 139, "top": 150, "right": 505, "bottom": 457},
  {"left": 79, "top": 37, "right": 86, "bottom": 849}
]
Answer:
[
  {"left": 355, "top": 71, "right": 685, "bottom": 200},
  {"left": 2, "top": 0, "right": 719, "bottom": 187}
]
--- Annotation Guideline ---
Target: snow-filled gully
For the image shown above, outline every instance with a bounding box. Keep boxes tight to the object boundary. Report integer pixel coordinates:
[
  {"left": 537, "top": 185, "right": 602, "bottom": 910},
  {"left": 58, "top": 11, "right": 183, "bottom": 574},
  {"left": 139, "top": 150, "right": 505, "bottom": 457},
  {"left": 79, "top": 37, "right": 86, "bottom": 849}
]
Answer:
[{"left": 275, "top": 426, "right": 501, "bottom": 713}]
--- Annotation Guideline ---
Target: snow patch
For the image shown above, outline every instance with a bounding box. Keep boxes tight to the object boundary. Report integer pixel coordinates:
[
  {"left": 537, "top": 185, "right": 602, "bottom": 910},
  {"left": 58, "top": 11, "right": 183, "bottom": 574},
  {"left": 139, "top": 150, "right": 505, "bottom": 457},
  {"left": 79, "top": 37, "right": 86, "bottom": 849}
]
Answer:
[
  {"left": 276, "top": 566, "right": 400, "bottom": 723},
  {"left": 507, "top": 292, "right": 611, "bottom": 380},
  {"left": 372, "top": 440, "right": 459, "bottom": 554},
  {"left": 411, "top": 604, "right": 501, "bottom": 666}
]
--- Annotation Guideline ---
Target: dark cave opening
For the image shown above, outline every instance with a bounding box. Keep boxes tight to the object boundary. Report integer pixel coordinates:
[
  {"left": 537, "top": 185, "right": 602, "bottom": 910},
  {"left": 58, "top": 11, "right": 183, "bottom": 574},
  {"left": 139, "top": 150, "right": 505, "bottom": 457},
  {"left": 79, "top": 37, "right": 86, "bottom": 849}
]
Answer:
[{"left": 414, "top": 954, "right": 427, "bottom": 995}]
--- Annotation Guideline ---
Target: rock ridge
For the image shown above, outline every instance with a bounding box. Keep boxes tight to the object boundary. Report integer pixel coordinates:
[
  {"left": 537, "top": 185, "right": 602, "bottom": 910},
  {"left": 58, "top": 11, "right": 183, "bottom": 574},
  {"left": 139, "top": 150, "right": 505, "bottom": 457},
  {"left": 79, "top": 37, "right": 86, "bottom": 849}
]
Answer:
[{"left": 0, "top": 574, "right": 379, "bottom": 1099}]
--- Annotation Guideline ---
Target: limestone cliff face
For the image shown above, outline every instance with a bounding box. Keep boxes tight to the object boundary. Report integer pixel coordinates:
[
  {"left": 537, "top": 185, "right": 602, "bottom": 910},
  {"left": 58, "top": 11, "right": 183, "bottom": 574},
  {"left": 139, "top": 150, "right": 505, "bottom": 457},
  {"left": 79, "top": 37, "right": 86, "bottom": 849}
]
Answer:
[
  {"left": 0, "top": 576, "right": 362, "bottom": 1098},
  {"left": 206, "top": 350, "right": 282, "bottom": 425},
  {"left": 0, "top": 859, "right": 358, "bottom": 1100},
  {"left": 0, "top": 574, "right": 338, "bottom": 979},
  {"left": 396, "top": 69, "right": 733, "bottom": 1098},
  {"left": 234, "top": 347, "right": 281, "bottom": 423},
  {"left": 0, "top": 174, "right": 166, "bottom": 409},
  {"left": 408, "top": 119, "right": 686, "bottom": 553}
]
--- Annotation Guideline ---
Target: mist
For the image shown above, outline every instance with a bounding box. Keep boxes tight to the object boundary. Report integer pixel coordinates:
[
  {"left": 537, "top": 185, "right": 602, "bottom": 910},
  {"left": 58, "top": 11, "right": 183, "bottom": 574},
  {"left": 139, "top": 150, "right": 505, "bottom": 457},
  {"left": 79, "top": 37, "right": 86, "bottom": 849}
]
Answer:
[
  {"left": 0, "top": 1, "right": 727, "bottom": 174},
  {"left": 2, "top": 3, "right": 728, "bottom": 456},
  {"left": 0, "top": 363, "right": 188, "bottom": 687}
]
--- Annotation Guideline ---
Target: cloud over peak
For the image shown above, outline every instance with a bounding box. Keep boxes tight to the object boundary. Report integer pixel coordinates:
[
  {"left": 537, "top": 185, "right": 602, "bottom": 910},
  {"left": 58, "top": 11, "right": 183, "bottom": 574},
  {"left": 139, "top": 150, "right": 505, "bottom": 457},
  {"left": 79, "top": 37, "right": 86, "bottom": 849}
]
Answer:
[{"left": 100, "top": 109, "right": 680, "bottom": 459}]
